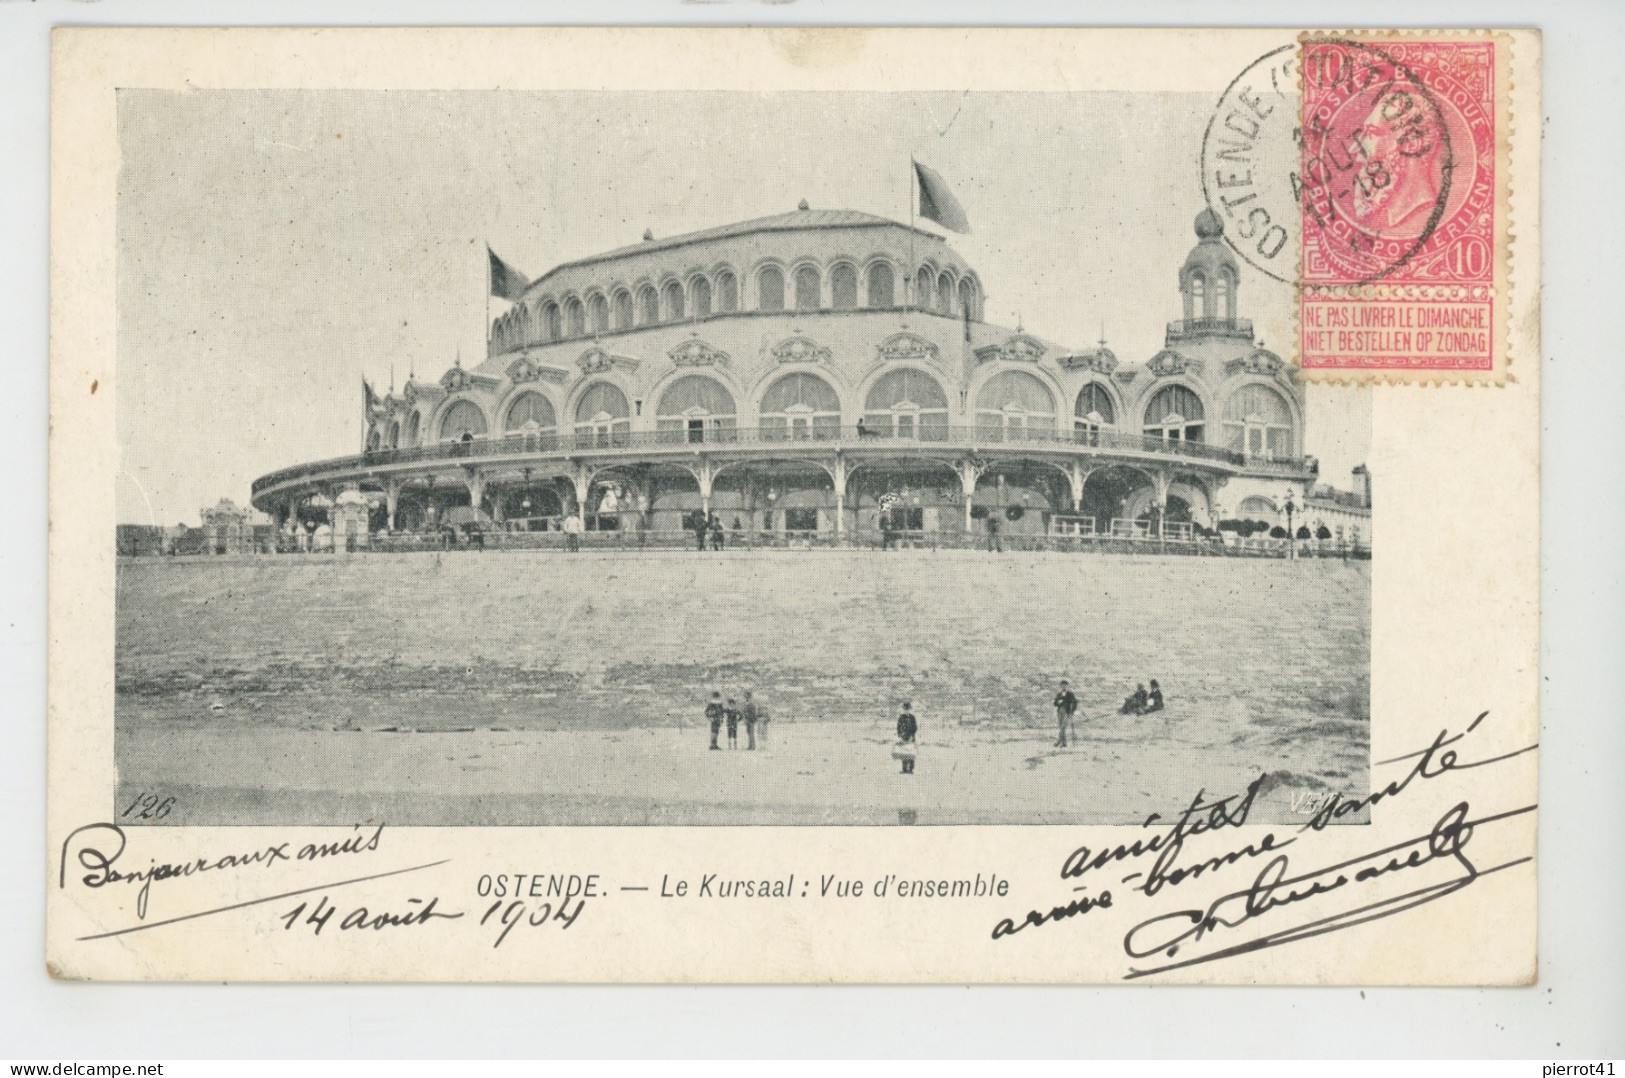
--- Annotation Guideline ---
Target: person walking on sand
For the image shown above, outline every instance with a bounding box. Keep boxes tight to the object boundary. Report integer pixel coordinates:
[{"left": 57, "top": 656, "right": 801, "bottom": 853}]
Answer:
[
  {"left": 705, "top": 691, "right": 725, "bottom": 750},
  {"left": 895, "top": 700, "right": 918, "bottom": 774},
  {"left": 725, "top": 696, "right": 741, "bottom": 748},
  {"left": 741, "top": 690, "right": 759, "bottom": 750},
  {"left": 1053, "top": 679, "right": 1079, "bottom": 747}
]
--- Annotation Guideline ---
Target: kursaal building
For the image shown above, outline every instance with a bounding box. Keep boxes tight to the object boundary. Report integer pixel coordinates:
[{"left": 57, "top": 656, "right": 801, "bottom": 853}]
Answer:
[{"left": 251, "top": 181, "right": 1370, "bottom": 547}]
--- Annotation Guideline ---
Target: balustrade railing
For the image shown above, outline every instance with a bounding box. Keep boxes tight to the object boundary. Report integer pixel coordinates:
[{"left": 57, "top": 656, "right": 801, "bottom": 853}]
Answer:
[{"left": 253, "top": 423, "right": 1316, "bottom": 494}]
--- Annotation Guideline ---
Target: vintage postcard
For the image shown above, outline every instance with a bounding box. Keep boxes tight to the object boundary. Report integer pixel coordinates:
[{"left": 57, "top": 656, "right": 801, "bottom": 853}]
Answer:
[{"left": 48, "top": 27, "right": 1539, "bottom": 983}]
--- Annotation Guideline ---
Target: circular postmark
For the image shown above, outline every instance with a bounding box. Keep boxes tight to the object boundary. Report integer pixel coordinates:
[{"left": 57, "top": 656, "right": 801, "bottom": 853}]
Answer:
[
  {"left": 1200, "top": 45, "right": 1301, "bottom": 283},
  {"left": 1299, "top": 39, "right": 1474, "bottom": 284}
]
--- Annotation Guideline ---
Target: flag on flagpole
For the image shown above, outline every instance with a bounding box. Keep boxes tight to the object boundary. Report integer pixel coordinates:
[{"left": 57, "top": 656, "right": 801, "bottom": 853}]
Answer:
[
  {"left": 487, "top": 245, "right": 530, "bottom": 301},
  {"left": 363, "top": 376, "right": 380, "bottom": 415},
  {"left": 913, "top": 160, "right": 971, "bottom": 233}
]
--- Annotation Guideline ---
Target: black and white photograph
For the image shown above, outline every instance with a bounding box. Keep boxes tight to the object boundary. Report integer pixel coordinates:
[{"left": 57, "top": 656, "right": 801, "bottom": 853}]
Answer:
[{"left": 112, "top": 87, "right": 1374, "bottom": 827}]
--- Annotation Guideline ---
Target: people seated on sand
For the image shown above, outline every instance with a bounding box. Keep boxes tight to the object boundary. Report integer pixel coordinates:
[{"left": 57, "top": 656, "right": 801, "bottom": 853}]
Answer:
[
  {"left": 1145, "top": 679, "right": 1165, "bottom": 713},
  {"left": 1119, "top": 683, "right": 1149, "bottom": 715}
]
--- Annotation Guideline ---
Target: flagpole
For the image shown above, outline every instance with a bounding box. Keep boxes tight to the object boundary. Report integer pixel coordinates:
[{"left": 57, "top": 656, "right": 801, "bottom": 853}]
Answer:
[
  {"left": 483, "top": 242, "right": 491, "bottom": 361},
  {"left": 906, "top": 158, "right": 915, "bottom": 313}
]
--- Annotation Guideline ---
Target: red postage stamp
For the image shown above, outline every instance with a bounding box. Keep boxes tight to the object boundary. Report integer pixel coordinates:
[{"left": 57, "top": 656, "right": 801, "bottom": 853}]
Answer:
[{"left": 1299, "top": 36, "right": 1509, "bottom": 382}]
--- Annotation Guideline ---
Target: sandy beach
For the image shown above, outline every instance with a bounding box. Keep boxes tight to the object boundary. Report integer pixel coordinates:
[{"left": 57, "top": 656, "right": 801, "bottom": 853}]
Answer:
[{"left": 115, "top": 549, "right": 1370, "bottom": 825}]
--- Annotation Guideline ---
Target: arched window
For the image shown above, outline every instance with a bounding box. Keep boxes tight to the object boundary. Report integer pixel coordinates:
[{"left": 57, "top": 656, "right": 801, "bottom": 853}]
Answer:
[
  {"left": 612, "top": 290, "right": 634, "bottom": 331},
  {"left": 656, "top": 375, "right": 737, "bottom": 444},
  {"left": 975, "top": 370, "right": 1056, "bottom": 441},
  {"left": 1074, "top": 383, "right": 1117, "bottom": 444},
  {"left": 914, "top": 267, "right": 933, "bottom": 309},
  {"left": 716, "top": 270, "right": 738, "bottom": 313},
  {"left": 759, "top": 372, "right": 840, "bottom": 441},
  {"left": 541, "top": 301, "right": 562, "bottom": 341},
  {"left": 1212, "top": 274, "right": 1231, "bottom": 321},
  {"left": 564, "top": 297, "right": 585, "bottom": 338},
  {"left": 830, "top": 263, "right": 858, "bottom": 310},
  {"left": 1188, "top": 273, "right": 1207, "bottom": 321},
  {"left": 404, "top": 412, "right": 421, "bottom": 448},
  {"left": 439, "top": 399, "right": 488, "bottom": 442},
  {"left": 517, "top": 306, "right": 533, "bottom": 345},
  {"left": 368, "top": 429, "right": 381, "bottom": 451},
  {"left": 1223, "top": 383, "right": 1294, "bottom": 460},
  {"left": 637, "top": 285, "right": 659, "bottom": 326},
  {"left": 505, "top": 391, "right": 556, "bottom": 434},
  {"left": 794, "top": 266, "right": 821, "bottom": 311},
  {"left": 958, "top": 277, "right": 979, "bottom": 321},
  {"left": 387, "top": 420, "right": 401, "bottom": 449},
  {"left": 1237, "top": 496, "right": 1277, "bottom": 523},
  {"left": 937, "top": 272, "right": 954, "bottom": 314},
  {"left": 1143, "top": 384, "right": 1206, "bottom": 443},
  {"left": 691, "top": 276, "right": 712, "bottom": 318},
  {"left": 864, "top": 368, "right": 949, "bottom": 440},
  {"left": 757, "top": 266, "right": 785, "bottom": 312},
  {"left": 867, "top": 262, "right": 895, "bottom": 307},
  {"left": 588, "top": 294, "right": 610, "bottom": 335},
  {"left": 663, "top": 280, "right": 685, "bottom": 321},
  {"left": 573, "top": 381, "right": 631, "bottom": 448}
]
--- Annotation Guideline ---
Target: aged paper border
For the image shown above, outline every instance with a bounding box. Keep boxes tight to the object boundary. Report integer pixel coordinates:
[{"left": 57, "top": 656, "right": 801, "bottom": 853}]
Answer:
[{"left": 47, "top": 26, "right": 1541, "bottom": 985}]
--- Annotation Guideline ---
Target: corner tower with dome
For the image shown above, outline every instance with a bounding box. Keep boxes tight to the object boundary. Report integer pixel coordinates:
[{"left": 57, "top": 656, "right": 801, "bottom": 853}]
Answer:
[{"left": 252, "top": 205, "right": 1348, "bottom": 548}]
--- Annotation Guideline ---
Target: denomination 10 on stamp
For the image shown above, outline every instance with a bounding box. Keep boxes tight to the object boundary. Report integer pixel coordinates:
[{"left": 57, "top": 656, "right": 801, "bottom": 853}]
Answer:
[{"left": 1299, "top": 35, "right": 1509, "bottom": 383}]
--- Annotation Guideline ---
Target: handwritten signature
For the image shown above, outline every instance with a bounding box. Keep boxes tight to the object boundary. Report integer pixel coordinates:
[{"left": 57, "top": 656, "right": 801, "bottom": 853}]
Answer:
[{"left": 990, "top": 710, "right": 1537, "bottom": 980}]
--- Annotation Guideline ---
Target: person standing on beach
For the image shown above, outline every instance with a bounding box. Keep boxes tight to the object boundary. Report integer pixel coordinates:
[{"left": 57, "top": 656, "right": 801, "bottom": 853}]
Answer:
[
  {"left": 692, "top": 511, "right": 708, "bottom": 552},
  {"left": 725, "top": 696, "right": 741, "bottom": 748},
  {"left": 705, "top": 691, "right": 725, "bottom": 750},
  {"left": 741, "top": 691, "right": 759, "bottom": 751},
  {"left": 562, "top": 509, "right": 583, "bottom": 552},
  {"left": 1053, "top": 679, "right": 1079, "bottom": 747},
  {"left": 709, "top": 512, "right": 726, "bottom": 552},
  {"left": 895, "top": 701, "right": 918, "bottom": 774},
  {"left": 755, "top": 698, "right": 770, "bottom": 748}
]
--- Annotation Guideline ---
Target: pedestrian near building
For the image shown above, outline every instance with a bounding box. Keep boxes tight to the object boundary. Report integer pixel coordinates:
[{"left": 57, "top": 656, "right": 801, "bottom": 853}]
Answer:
[
  {"left": 987, "top": 514, "right": 1003, "bottom": 553},
  {"left": 1053, "top": 679, "right": 1079, "bottom": 747},
  {"left": 741, "top": 691, "right": 759, "bottom": 750},
  {"left": 895, "top": 700, "right": 918, "bottom": 774},
  {"left": 562, "top": 509, "right": 584, "bottom": 552},
  {"left": 709, "top": 512, "right": 725, "bottom": 551},
  {"left": 705, "top": 691, "right": 725, "bottom": 750}
]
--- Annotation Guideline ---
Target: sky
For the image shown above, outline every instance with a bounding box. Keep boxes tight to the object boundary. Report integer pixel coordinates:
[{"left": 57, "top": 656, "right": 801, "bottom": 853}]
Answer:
[{"left": 115, "top": 88, "right": 1370, "bottom": 525}]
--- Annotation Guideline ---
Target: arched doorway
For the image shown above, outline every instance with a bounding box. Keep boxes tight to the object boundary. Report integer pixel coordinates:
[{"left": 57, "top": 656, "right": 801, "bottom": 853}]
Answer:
[{"left": 1079, "top": 466, "right": 1155, "bottom": 534}]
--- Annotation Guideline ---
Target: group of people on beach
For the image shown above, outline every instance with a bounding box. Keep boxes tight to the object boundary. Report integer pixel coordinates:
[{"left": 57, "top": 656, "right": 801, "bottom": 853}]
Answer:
[
  {"left": 700, "top": 681, "right": 1166, "bottom": 773},
  {"left": 690, "top": 511, "right": 740, "bottom": 551},
  {"left": 705, "top": 690, "right": 768, "bottom": 749}
]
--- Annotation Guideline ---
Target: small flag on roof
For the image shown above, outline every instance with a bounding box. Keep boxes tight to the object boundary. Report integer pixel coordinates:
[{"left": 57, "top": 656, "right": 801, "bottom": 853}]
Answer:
[
  {"left": 487, "top": 245, "right": 530, "bottom": 301},
  {"left": 913, "top": 160, "right": 971, "bottom": 234}
]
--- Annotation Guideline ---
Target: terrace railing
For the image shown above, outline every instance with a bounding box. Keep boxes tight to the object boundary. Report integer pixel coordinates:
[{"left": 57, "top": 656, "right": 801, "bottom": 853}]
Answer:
[{"left": 255, "top": 424, "right": 1315, "bottom": 495}]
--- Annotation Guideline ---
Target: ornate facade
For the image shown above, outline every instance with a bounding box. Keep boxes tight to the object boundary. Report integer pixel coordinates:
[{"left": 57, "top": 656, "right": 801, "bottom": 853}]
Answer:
[{"left": 252, "top": 206, "right": 1353, "bottom": 543}]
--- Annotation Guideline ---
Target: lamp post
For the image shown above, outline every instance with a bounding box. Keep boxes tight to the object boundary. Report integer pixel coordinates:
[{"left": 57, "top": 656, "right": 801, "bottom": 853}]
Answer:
[{"left": 1283, "top": 488, "right": 1298, "bottom": 560}]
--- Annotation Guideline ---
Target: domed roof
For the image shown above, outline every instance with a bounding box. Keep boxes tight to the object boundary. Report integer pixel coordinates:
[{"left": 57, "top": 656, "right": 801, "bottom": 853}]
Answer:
[{"left": 1182, "top": 208, "right": 1238, "bottom": 282}]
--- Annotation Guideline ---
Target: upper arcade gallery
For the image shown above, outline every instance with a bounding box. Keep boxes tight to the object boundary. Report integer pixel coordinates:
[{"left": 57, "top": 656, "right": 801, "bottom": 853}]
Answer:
[{"left": 253, "top": 205, "right": 1316, "bottom": 533}]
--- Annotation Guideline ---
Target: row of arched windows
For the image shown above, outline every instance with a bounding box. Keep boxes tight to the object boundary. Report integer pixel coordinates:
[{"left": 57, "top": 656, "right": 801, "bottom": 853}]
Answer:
[
  {"left": 386, "top": 372, "right": 1294, "bottom": 459},
  {"left": 488, "top": 259, "right": 983, "bottom": 353}
]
